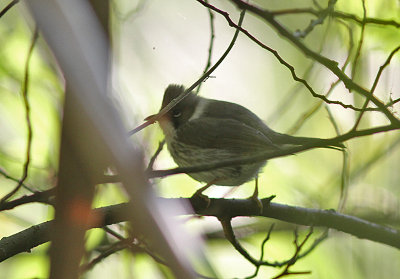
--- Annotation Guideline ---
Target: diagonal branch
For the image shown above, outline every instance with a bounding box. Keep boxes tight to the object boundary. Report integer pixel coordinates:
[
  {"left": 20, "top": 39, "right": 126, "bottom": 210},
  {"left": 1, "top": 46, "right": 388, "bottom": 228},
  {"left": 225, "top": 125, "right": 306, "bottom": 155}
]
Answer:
[
  {"left": 229, "top": 0, "right": 399, "bottom": 124},
  {"left": 195, "top": 0, "right": 368, "bottom": 112},
  {"left": 128, "top": 8, "right": 245, "bottom": 135}
]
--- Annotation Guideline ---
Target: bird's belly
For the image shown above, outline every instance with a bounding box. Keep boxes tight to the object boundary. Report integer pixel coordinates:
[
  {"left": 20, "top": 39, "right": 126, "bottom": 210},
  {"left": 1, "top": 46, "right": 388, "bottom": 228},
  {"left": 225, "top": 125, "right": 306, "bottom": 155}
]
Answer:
[{"left": 167, "top": 140, "right": 265, "bottom": 186}]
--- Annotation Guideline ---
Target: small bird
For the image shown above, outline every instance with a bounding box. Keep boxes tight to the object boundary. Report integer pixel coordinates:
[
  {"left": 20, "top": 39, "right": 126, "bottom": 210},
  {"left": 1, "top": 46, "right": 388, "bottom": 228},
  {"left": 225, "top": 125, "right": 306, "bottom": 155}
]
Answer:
[{"left": 148, "top": 84, "right": 343, "bottom": 200}]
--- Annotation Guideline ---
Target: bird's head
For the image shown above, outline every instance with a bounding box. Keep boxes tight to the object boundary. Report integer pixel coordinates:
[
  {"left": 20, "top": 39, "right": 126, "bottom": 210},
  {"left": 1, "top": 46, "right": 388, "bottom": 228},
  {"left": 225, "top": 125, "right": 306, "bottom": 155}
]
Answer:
[{"left": 146, "top": 84, "right": 199, "bottom": 138}]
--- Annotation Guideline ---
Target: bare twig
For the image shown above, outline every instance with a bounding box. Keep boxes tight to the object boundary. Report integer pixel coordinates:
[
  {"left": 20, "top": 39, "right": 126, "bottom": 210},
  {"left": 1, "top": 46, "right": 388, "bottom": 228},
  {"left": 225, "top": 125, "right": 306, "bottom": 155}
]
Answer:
[
  {"left": 0, "top": 27, "right": 39, "bottom": 204},
  {"left": 103, "top": 226, "right": 168, "bottom": 266},
  {"left": 0, "top": 168, "right": 35, "bottom": 193},
  {"left": 196, "top": 0, "right": 215, "bottom": 93},
  {"left": 79, "top": 241, "right": 128, "bottom": 274},
  {"left": 0, "top": 188, "right": 55, "bottom": 211},
  {"left": 229, "top": 0, "right": 399, "bottom": 124},
  {"left": 146, "top": 140, "right": 165, "bottom": 171},
  {"left": 102, "top": 227, "right": 215, "bottom": 278},
  {"left": 245, "top": 224, "right": 275, "bottom": 279},
  {"left": 128, "top": 9, "right": 246, "bottom": 135},
  {"left": 293, "top": 0, "right": 336, "bottom": 38},
  {"left": 270, "top": 8, "right": 400, "bottom": 29},
  {"left": 351, "top": 45, "right": 400, "bottom": 131},
  {"left": 268, "top": 14, "right": 333, "bottom": 125},
  {"left": 271, "top": 228, "right": 313, "bottom": 279},
  {"left": 101, "top": 123, "right": 400, "bottom": 186},
  {"left": 0, "top": 0, "right": 19, "bottom": 18},
  {"left": 350, "top": 0, "right": 367, "bottom": 81},
  {"left": 325, "top": 106, "right": 349, "bottom": 212},
  {"left": 147, "top": 123, "right": 400, "bottom": 180},
  {"left": 286, "top": 19, "right": 354, "bottom": 135},
  {"left": 196, "top": 0, "right": 378, "bottom": 113}
]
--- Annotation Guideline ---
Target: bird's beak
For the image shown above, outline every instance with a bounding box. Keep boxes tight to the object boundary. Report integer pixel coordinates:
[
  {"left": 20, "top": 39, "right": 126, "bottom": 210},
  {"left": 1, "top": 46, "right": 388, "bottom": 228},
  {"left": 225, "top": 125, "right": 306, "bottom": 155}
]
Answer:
[
  {"left": 144, "top": 114, "right": 157, "bottom": 122},
  {"left": 144, "top": 111, "right": 169, "bottom": 122}
]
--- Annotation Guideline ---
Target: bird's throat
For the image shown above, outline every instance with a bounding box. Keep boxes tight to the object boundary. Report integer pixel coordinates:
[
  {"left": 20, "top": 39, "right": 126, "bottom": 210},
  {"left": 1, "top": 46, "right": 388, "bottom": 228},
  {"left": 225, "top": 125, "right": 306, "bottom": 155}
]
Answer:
[{"left": 158, "top": 116, "right": 176, "bottom": 140}]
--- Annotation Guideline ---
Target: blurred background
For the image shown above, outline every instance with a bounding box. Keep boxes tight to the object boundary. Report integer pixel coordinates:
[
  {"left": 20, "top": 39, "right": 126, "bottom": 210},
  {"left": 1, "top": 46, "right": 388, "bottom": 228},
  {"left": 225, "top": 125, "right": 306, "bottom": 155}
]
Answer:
[{"left": 0, "top": 0, "right": 399, "bottom": 278}]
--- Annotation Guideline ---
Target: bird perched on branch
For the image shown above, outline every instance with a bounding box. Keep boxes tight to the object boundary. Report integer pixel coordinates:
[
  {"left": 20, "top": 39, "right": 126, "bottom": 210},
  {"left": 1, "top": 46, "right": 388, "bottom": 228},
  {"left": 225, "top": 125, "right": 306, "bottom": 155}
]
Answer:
[{"left": 146, "top": 84, "right": 344, "bottom": 203}]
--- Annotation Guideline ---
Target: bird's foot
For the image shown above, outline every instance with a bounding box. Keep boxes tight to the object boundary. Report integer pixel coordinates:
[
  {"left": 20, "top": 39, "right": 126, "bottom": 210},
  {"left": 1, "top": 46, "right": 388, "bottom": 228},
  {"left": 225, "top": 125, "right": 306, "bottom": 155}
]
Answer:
[
  {"left": 190, "top": 190, "right": 211, "bottom": 210},
  {"left": 248, "top": 177, "right": 263, "bottom": 214},
  {"left": 190, "top": 181, "right": 215, "bottom": 209},
  {"left": 248, "top": 193, "right": 263, "bottom": 215}
]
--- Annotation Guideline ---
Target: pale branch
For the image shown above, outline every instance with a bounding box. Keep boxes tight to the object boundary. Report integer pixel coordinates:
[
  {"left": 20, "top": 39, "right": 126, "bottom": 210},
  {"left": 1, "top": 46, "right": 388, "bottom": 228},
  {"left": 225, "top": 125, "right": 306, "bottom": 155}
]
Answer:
[{"left": 1, "top": 197, "right": 399, "bottom": 262}]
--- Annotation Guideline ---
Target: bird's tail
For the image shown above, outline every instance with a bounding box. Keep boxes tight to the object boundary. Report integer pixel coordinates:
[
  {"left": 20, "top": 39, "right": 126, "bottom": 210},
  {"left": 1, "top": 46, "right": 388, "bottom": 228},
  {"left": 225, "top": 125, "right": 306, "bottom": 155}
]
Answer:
[{"left": 272, "top": 133, "right": 345, "bottom": 150}]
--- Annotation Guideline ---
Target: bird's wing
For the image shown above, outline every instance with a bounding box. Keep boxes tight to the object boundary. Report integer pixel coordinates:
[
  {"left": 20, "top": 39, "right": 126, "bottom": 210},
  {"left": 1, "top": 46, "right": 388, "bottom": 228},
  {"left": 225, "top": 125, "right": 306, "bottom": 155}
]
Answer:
[{"left": 175, "top": 117, "right": 279, "bottom": 153}]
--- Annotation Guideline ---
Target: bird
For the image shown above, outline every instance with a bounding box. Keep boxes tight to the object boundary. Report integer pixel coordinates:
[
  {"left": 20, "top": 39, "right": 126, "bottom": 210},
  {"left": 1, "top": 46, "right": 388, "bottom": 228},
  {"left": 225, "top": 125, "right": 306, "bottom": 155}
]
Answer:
[{"left": 147, "top": 84, "right": 343, "bottom": 203}]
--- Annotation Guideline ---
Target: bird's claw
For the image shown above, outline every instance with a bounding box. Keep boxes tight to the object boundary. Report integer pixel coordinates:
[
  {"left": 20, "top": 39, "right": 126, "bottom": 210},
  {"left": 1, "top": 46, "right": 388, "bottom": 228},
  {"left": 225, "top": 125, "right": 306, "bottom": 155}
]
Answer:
[{"left": 190, "top": 189, "right": 211, "bottom": 209}]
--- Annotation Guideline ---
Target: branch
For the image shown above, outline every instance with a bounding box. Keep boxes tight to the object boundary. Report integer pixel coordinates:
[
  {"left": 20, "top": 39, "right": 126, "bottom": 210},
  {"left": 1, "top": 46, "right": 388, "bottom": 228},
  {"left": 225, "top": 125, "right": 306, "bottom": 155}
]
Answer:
[
  {"left": 0, "top": 188, "right": 55, "bottom": 211},
  {"left": 270, "top": 8, "right": 400, "bottom": 29},
  {"left": 229, "top": 0, "right": 399, "bottom": 124},
  {"left": 1, "top": 198, "right": 399, "bottom": 262},
  {"left": 147, "top": 124, "right": 399, "bottom": 180},
  {"left": 293, "top": 0, "right": 336, "bottom": 38},
  {"left": 195, "top": 0, "right": 367, "bottom": 112}
]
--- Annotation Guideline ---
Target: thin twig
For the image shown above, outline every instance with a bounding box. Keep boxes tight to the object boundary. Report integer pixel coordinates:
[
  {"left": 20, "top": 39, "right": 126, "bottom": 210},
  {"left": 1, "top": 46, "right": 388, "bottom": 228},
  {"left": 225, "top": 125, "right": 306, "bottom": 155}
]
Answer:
[
  {"left": 245, "top": 224, "right": 275, "bottom": 279},
  {"left": 325, "top": 106, "right": 349, "bottom": 213},
  {"left": 146, "top": 140, "right": 165, "bottom": 171},
  {"left": 0, "top": 188, "right": 55, "bottom": 211},
  {"left": 0, "top": 0, "right": 19, "bottom": 18},
  {"left": 270, "top": 8, "right": 400, "bottom": 29},
  {"left": 79, "top": 240, "right": 128, "bottom": 274},
  {"left": 128, "top": 9, "right": 246, "bottom": 135},
  {"left": 103, "top": 226, "right": 168, "bottom": 266},
  {"left": 0, "top": 27, "right": 39, "bottom": 204},
  {"left": 0, "top": 168, "right": 35, "bottom": 193},
  {"left": 351, "top": 0, "right": 367, "bottom": 82},
  {"left": 271, "top": 228, "right": 313, "bottom": 279},
  {"left": 351, "top": 45, "right": 400, "bottom": 131},
  {"left": 293, "top": 0, "right": 336, "bottom": 38},
  {"left": 196, "top": 0, "right": 215, "bottom": 93},
  {"left": 286, "top": 18, "right": 354, "bottom": 135},
  {"left": 196, "top": 0, "right": 376, "bottom": 113},
  {"left": 268, "top": 14, "right": 333, "bottom": 125},
  {"left": 229, "top": 0, "right": 399, "bottom": 124}
]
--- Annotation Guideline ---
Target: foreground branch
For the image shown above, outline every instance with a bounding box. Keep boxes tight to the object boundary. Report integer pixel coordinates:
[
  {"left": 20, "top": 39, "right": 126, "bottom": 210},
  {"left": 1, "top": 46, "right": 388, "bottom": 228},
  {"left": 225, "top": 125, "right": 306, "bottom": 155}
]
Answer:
[{"left": 1, "top": 198, "right": 399, "bottom": 262}]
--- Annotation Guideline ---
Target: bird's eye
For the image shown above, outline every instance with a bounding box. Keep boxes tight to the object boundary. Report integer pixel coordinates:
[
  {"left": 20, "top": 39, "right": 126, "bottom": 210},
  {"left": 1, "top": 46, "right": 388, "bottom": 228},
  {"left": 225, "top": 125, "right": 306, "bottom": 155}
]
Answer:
[{"left": 173, "top": 111, "right": 182, "bottom": 118}]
